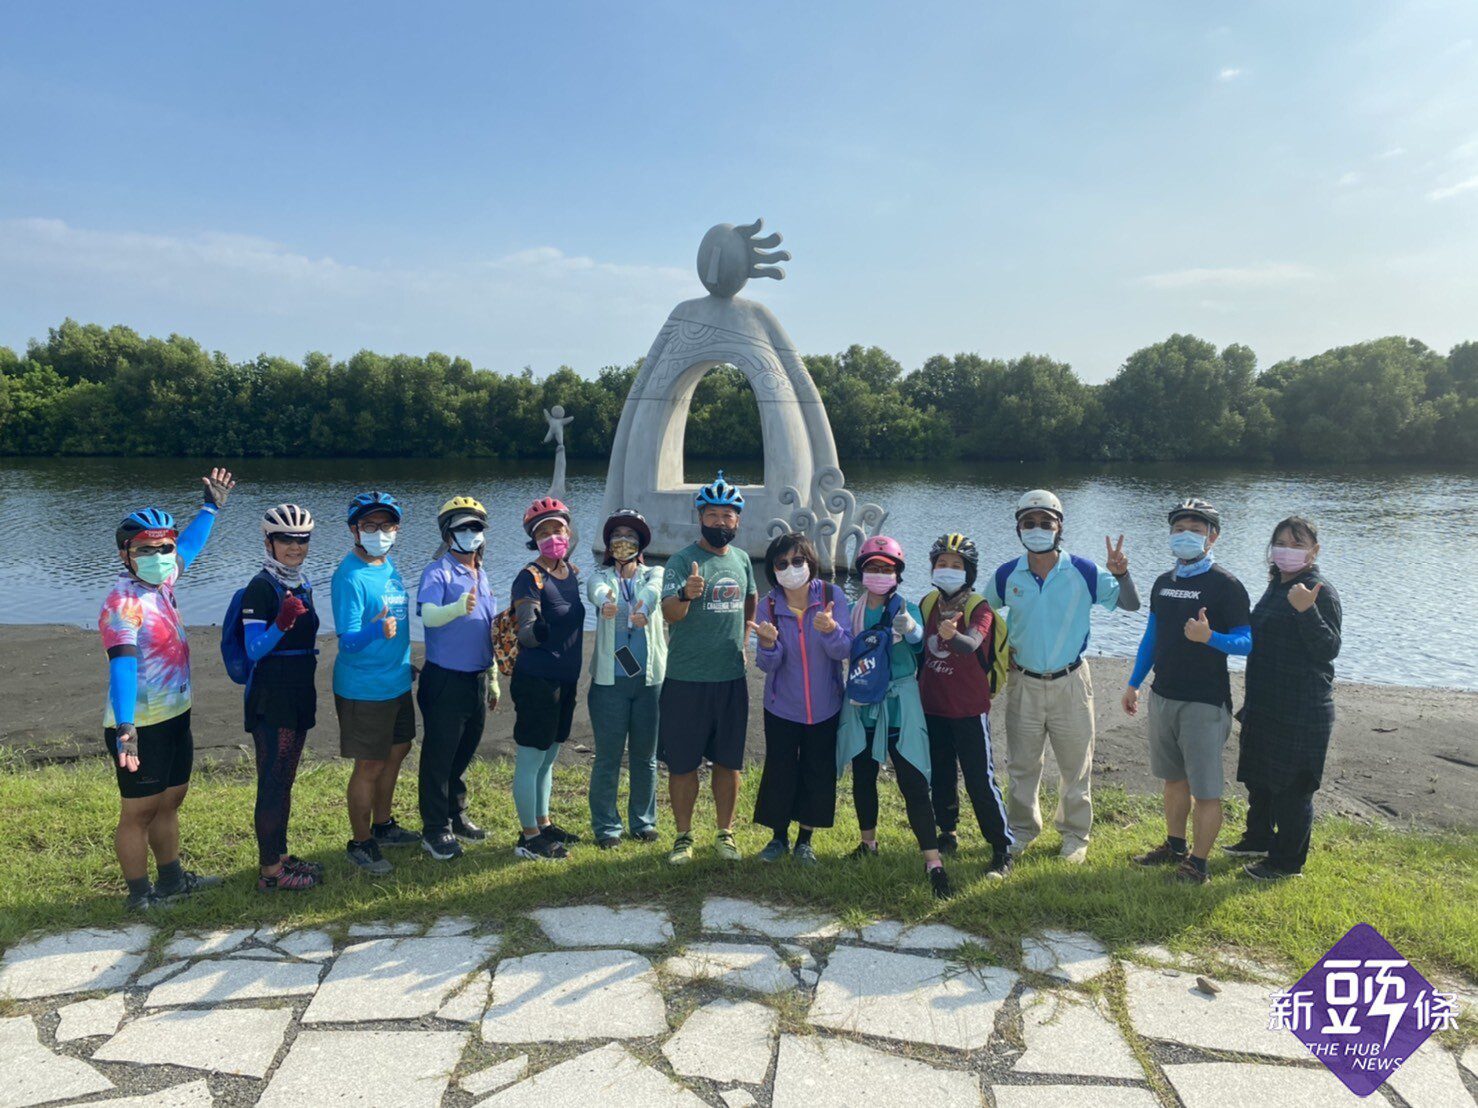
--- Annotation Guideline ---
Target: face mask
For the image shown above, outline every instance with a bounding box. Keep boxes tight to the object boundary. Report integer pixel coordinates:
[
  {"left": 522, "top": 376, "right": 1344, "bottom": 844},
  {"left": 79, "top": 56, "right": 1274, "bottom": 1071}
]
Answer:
[
  {"left": 701, "top": 524, "right": 737, "bottom": 549},
  {"left": 1020, "top": 527, "right": 1057, "bottom": 553},
  {"left": 1169, "top": 531, "right": 1207, "bottom": 560},
  {"left": 932, "top": 567, "right": 967, "bottom": 593},
  {"left": 776, "top": 564, "right": 810, "bottom": 591},
  {"left": 450, "top": 528, "right": 484, "bottom": 553},
  {"left": 359, "top": 530, "right": 396, "bottom": 557},
  {"left": 609, "top": 538, "right": 640, "bottom": 563},
  {"left": 1271, "top": 545, "right": 1310, "bottom": 573},
  {"left": 863, "top": 571, "right": 897, "bottom": 595},
  {"left": 537, "top": 534, "right": 570, "bottom": 560},
  {"left": 132, "top": 552, "right": 176, "bottom": 586}
]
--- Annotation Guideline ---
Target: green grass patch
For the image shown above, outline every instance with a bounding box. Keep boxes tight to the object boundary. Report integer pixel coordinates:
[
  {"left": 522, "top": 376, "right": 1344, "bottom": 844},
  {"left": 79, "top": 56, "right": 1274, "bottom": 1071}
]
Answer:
[{"left": 2, "top": 753, "right": 1474, "bottom": 990}]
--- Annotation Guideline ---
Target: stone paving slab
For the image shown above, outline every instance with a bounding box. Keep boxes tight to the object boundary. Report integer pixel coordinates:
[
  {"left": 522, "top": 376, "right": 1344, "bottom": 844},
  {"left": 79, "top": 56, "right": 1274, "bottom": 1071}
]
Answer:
[
  {"left": 438, "top": 969, "right": 492, "bottom": 1023},
  {"left": 482, "top": 949, "right": 667, "bottom": 1043},
  {"left": 771, "top": 1034, "right": 981, "bottom": 1106},
  {"left": 992, "top": 1085, "right": 1159, "bottom": 1108},
  {"left": 1013, "top": 987, "right": 1141, "bottom": 1079},
  {"left": 1021, "top": 929, "right": 1113, "bottom": 984},
  {"left": 135, "top": 962, "right": 187, "bottom": 989},
  {"left": 273, "top": 929, "right": 336, "bottom": 961},
  {"left": 54, "top": 993, "right": 127, "bottom": 1042},
  {"left": 257, "top": 1029, "right": 467, "bottom": 1108},
  {"left": 530, "top": 905, "right": 674, "bottom": 947},
  {"left": 662, "top": 998, "right": 777, "bottom": 1084},
  {"left": 720, "top": 1091, "right": 756, "bottom": 1108},
  {"left": 476, "top": 1043, "right": 705, "bottom": 1107},
  {"left": 1163, "top": 1061, "right": 1366, "bottom": 1106},
  {"left": 162, "top": 927, "right": 253, "bottom": 961},
  {"left": 701, "top": 897, "right": 839, "bottom": 941},
  {"left": 143, "top": 957, "right": 323, "bottom": 1007},
  {"left": 854, "top": 920, "right": 979, "bottom": 951},
  {"left": 0, "top": 1015, "right": 113, "bottom": 1107},
  {"left": 1122, "top": 963, "right": 1305, "bottom": 1060},
  {"left": 90, "top": 1080, "right": 215, "bottom": 1106},
  {"left": 461, "top": 1054, "right": 528, "bottom": 1096},
  {"left": 225, "top": 948, "right": 286, "bottom": 960},
  {"left": 1462, "top": 1044, "right": 1477, "bottom": 1080},
  {"left": 93, "top": 1006, "right": 293, "bottom": 1078},
  {"left": 662, "top": 942, "right": 798, "bottom": 994},
  {"left": 1385, "top": 1041, "right": 1473, "bottom": 1107},
  {"left": 0, "top": 926, "right": 151, "bottom": 999},
  {"left": 809, "top": 945, "right": 1016, "bottom": 1051},
  {"left": 304, "top": 936, "right": 498, "bottom": 1023},
  {"left": 426, "top": 916, "right": 476, "bottom": 937},
  {"left": 346, "top": 921, "right": 422, "bottom": 938}
]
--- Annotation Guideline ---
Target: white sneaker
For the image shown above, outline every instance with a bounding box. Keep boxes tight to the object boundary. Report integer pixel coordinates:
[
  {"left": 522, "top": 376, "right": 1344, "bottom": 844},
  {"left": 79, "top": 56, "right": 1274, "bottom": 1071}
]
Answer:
[
  {"left": 1008, "top": 837, "right": 1035, "bottom": 857},
  {"left": 1060, "top": 843, "right": 1088, "bottom": 865}
]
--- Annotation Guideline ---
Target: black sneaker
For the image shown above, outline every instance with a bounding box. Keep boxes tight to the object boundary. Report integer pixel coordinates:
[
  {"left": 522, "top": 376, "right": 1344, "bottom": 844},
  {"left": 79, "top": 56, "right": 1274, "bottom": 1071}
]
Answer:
[
  {"left": 985, "top": 851, "right": 1013, "bottom": 880},
  {"left": 1173, "top": 857, "right": 1211, "bottom": 885},
  {"left": 540, "top": 823, "right": 582, "bottom": 845},
  {"left": 372, "top": 817, "right": 420, "bottom": 848},
  {"left": 421, "top": 833, "right": 463, "bottom": 862},
  {"left": 347, "top": 838, "right": 393, "bottom": 876},
  {"left": 597, "top": 836, "right": 622, "bottom": 850},
  {"left": 451, "top": 815, "right": 488, "bottom": 842},
  {"left": 1222, "top": 838, "right": 1270, "bottom": 858},
  {"left": 849, "top": 841, "right": 880, "bottom": 860},
  {"left": 153, "top": 870, "right": 223, "bottom": 901},
  {"left": 937, "top": 831, "right": 959, "bottom": 856},
  {"left": 928, "top": 865, "right": 954, "bottom": 900},
  {"left": 1133, "top": 841, "right": 1188, "bottom": 867},
  {"left": 514, "top": 833, "right": 569, "bottom": 861},
  {"left": 1243, "top": 861, "right": 1303, "bottom": 881},
  {"left": 125, "top": 887, "right": 158, "bottom": 913},
  {"left": 633, "top": 829, "right": 661, "bottom": 843}
]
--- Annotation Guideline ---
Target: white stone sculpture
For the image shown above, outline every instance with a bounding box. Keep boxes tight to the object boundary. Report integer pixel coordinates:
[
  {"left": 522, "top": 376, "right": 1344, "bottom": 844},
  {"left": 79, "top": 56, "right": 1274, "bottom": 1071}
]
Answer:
[{"left": 543, "top": 405, "right": 573, "bottom": 498}]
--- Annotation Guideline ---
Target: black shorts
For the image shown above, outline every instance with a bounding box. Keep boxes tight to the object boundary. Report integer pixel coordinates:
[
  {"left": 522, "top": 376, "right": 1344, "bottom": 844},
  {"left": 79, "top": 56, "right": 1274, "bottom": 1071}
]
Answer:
[
  {"left": 335, "top": 691, "right": 416, "bottom": 760},
  {"left": 105, "top": 710, "right": 194, "bottom": 800},
  {"left": 658, "top": 677, "right": 748, "bottom": 774},
  {"left": 511, "top": 672, "right": 578, "bottom": 751}
]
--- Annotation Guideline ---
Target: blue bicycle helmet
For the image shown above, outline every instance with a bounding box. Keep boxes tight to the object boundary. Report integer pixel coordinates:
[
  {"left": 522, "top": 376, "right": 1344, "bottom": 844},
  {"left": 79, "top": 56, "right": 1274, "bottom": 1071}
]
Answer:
[
  {"left": 694, "top": 470, "right": 745, "bottom": 512},
  {"left": 116, "top": 507, "right": 178, "bottom": 549},
  {"left": 347, "top": 491, "right": 404, "bottom": 526}
]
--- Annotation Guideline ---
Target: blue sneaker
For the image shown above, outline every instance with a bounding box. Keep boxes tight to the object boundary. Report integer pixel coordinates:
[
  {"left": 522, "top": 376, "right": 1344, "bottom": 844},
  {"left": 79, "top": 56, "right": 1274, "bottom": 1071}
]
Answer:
[{"left": 759, "top": 838, "right": 789, "bottom": 863}]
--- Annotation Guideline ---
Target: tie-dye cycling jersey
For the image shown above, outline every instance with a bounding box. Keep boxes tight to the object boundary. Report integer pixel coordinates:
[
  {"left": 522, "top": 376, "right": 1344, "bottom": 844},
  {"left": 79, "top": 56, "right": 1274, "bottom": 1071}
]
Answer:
[{"left": 98, "top": 568, "right": 192, "bottom": 727}]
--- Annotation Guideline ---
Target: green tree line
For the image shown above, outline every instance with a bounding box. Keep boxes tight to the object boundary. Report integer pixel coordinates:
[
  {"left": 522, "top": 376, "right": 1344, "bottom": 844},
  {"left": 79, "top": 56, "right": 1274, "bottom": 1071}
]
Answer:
[{"left": 2, "top": 319, "right": 1475, "bottom": 463}]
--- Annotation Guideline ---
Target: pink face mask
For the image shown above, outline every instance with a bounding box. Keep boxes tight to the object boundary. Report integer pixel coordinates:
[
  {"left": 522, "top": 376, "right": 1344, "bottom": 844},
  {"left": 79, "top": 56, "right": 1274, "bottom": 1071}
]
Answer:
[
  {"left": 1270, "top": 545, "right": 1309, "bottom": 573},
  {"left": 862, "top": 571, "right": 897, "bottom": 595},
  {"left": 538, "top": 534, "right": 570, "bottom": 560}
]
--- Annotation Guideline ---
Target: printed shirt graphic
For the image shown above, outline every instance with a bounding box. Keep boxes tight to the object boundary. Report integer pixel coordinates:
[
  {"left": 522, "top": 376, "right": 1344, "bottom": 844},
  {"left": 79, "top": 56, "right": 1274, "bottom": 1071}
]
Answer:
[
  {"left": 1147, "top": 562, "right": 1251, "bottom": 708},
  {"left": 98, "top": 567, "right": 191, "bottom": 727},
  {"left": 662, "top": 542, "right": 757, "bottom": 682},
  {"left": 331, "top": 554, "right": 412, "bottom": 701},
  {"left": 918, "top": 598, "right": 993, "bottom": 718}
]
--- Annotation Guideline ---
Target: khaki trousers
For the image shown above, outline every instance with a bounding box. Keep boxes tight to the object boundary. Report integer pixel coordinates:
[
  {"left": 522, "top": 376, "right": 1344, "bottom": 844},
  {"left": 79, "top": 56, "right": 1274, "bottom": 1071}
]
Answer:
[{"left": 1004, "top": 661, "right": 1095, "bottom": 850}]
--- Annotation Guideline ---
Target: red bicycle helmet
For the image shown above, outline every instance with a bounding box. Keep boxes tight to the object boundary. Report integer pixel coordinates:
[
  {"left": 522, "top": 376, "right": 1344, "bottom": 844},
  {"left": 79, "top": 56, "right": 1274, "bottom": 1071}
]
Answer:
[
  {"left": 523, "top": 497, "right": 571, "bottom": 536},
  {"left": 855, "top": 534, "right": 906, "bottom": 574}
]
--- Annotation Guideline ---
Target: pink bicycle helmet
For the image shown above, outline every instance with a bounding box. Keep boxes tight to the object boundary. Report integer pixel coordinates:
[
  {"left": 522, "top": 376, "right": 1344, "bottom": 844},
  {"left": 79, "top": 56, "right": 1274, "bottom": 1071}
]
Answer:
[{"left": 855, "top": 534, "right": 905, "bottom": 575}]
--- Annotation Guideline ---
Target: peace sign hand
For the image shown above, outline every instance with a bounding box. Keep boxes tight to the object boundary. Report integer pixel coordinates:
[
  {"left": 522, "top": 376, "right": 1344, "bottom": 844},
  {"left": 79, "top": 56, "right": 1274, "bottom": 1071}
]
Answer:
[
  {"left": 813, "top": 601, "right": 837, "bottom": 634},
  {"left": 747, "top": 620, "right": 780, "bottom": 649},
  {"left": 1184, "top": 607, "right": 1212, "bottom": 644},
  {"left": 684, "top": 562, "right": 705, "bottom": 601},
  {"left": 1288, "top": 581, "right": 1322, "bottom": 613},
  {"left": 939, "top": 611, "right": 964, "bottom": 641},
  {"left": 1105, "top": 534, "right": 1128, "bottom": 576}
]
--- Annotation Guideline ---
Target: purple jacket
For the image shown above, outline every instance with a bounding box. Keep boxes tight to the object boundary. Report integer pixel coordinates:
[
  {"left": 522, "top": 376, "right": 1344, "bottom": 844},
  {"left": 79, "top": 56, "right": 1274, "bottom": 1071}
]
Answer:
[{"left": 755, "top": 579, "right": 853, "bottom": 725}]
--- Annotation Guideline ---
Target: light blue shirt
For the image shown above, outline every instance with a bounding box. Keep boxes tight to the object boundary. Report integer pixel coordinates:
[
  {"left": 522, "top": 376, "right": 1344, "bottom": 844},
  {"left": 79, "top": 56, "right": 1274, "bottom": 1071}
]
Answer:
[
  {"left": 331, "top": 554, "right": 412, "bottom": 700},
  {"left": 985, "top": 553, "right": 1121, "bottom": 674}
]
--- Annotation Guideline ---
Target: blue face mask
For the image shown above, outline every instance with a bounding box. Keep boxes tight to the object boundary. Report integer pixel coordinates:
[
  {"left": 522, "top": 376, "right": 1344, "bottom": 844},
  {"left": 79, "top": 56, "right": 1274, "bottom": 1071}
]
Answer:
[
  {"left": 1169, "top": 530, "right": 1207, "bottom": 560},
  {"left": 1020, "top": 527, "right": 1057, "bottom": 553},
  {"left": 359, "top": 529, "right": 396, "bottom": 557},
  {"left": 450, "top": 528, "right": 484, "bottom": 553},
  {"left": 132, "top": 552, "right": 176, "bottom": 586},
  {"left": 931, "top": 568, "right": 968, "bottom": 594}
]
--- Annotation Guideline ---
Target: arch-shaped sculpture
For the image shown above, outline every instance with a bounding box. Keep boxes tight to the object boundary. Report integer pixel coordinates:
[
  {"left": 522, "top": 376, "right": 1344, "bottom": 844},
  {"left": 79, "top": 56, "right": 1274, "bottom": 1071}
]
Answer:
[{"left": 600, "top": 220, "right": 886, "bottom": 569}]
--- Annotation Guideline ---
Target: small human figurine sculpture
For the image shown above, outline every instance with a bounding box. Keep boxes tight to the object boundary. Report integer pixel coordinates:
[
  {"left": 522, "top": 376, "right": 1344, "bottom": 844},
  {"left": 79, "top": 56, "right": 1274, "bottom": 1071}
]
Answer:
[{"left": 544, "top": 405, "right": 574, "bottom": 497}]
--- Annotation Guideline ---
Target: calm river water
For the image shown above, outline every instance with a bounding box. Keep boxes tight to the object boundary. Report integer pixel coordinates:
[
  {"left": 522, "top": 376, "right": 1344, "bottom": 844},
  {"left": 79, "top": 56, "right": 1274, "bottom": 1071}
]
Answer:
[{"left": 1, "top": 457, "right": 1473, "bottom": 690}]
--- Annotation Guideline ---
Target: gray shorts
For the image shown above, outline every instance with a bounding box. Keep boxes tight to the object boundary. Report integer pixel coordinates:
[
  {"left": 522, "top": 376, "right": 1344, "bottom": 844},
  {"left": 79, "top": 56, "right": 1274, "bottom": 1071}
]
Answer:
[{"left": 1146, "top": 690, "right": 1231, "bottom": 799}]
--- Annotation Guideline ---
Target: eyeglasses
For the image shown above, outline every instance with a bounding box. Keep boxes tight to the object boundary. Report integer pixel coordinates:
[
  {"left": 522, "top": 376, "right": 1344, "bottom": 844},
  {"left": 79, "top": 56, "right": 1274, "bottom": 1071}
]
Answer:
[
  {"left": 358, "top": 522, "right": 399, "bottom": 534},
  {"left": 131, "top": 543, "right": 176, "bottom": 556},
  {"left": 772, "top": 557, "right": 809, "bottom": 571},
  {"left": 271, "top": 534, "right": 311, "bottom": 546},
  {"left": 452, "top": 524, "right": 485, "bottom": 534}
]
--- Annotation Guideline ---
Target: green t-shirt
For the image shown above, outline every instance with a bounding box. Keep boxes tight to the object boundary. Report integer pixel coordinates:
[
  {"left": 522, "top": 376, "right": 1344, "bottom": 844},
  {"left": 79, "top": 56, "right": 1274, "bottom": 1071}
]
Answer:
[{"left": 662, "top": 541, "right": 758, "bottom": 682}]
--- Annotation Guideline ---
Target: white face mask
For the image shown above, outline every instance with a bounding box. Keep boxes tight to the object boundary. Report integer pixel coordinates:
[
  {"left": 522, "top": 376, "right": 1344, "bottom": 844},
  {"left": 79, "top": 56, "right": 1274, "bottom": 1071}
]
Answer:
[
  {"left": 1020, "top": 527, "right": 1057, "bottom": 553},
  {"left": 359, "top": 529, "right": 396, "bottom": 557},
  {"left": 931, "top": 567, "right": 968, "bottom": 593},
  {"left": 776, "top": 564, "right": 810, "bottom": 591},
  {"left": 450, "top": 528, "right": 484, "bottom": 553}
]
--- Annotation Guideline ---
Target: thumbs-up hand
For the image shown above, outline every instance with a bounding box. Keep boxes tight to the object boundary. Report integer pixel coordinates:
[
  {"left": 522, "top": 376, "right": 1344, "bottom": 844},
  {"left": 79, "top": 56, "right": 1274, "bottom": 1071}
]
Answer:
[
  {"left": 1288, "top": 581, "right": 1322, "bottom": 613},
  {"left": 601, "top": 598, "right": 618, "bottom": 620},
  {"left": 463, "top": 582, "right": 478, "bottom": 616},
  {"left": 939, "top": 611, "right": 964, "bottom": 641},
  {"left": 630, "top": 598, "right": 648, "bottom": 629},
  {"left": 276, "top": 593, "right": 308, "bottom": 631},
  {"left": 373, "top": 602, "right": 397, "bottom": 640},
  {"left": 1184, "top": 607, "right": 1212, "bottom": 644},
  {"left": 813, "top": 600, "right": 837, "bottom": 634},
  {"left": 747, "top": 619, "right": 779, "bottom": 649},
  {"left": 684, "top": 561, "right": 704, "bottom": 601}
]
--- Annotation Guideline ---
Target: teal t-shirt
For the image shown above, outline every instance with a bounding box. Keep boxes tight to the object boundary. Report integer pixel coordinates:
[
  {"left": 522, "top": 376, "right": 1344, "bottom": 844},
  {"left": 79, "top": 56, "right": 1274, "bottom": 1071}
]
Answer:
[
  {"left": 331, "top": 553, "right": 412, "bottom": 701},
  {"left": 661, "top": 542, "right": 757, "bottom": 682}
]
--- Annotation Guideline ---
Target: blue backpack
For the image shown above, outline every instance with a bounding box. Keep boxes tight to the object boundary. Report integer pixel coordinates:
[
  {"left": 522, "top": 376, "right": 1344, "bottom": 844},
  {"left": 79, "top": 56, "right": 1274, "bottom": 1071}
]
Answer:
[
  {"left": 846, "top": 593, "right": 904, "bottom": 705},
  {"left": 221, "top": 573, "right": 316, "bottom": 686}
]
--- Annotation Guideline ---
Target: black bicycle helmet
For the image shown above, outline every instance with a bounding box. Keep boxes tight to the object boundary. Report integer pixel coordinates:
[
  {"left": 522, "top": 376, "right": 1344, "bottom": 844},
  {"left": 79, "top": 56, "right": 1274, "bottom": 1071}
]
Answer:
[
  {"left": 928, "top": 532, "right": 979, "bottom": 588},
  {"left": 1168, "top": 497, "right": 1221, "bottom": 532},
  {"left": 603, "top": 508, "right": 652, "bottom": 550}
]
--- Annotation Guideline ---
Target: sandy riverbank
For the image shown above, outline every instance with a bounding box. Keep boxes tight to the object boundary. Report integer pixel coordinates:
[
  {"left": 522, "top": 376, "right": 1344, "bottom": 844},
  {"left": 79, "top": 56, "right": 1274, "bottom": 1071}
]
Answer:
[{"left": 2, "top": 624, "right": 1474, "bottom": 829}]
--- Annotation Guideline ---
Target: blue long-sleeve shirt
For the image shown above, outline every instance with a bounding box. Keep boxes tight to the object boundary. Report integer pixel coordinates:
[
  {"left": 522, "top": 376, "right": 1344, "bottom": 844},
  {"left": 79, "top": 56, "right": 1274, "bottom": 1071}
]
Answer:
[{"left": 1128, "top": 614, "right": 1251, "bottom": 688}]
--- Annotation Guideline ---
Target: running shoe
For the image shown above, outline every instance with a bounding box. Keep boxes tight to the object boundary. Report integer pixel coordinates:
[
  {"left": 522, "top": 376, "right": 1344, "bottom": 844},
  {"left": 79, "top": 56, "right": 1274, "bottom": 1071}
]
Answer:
[
  {"left": 540, "top": 822, "right": 582, "bottom": 845},
  {"left": 1243, "top": 861, "right": 1303, "bottom": 881},
  {"left": 1133, "top": 841, "right": 1188, "bottom": 867},
  {"left": 451, "top": 815, "right": 489, "bottom": 842},
  {"left": 634, "top": 829, "right": 661, "bottom": 843},
  {"left": 937, "top": 831, "right": 959, "bottom": 856},
  {"left": 1222, "top": 838, "right": 1270, "bottom": 858},
  {"left": 715, "top": 830, "right": 742, "bottom": 861},
  {"left": 849, "top": 841, "right": 879, "bottom": 860},
  {"left": 372, "top": 817, "right": 421, "bottom": 848},
  {"left": 928, "top": 865, "right": 954, "bottom": 900},
  {"left": 985, "top": 851, "right": 1013, "bottom": 880},
  {"left": 758, "top": 838, "right": 789, "bottom": 863},
  {"left": 668, "top": 832, "right": 695, "bottom": 866},
  {"left": 597, "top": 836, "right": 622, "bottom": 850},
  {"left": 514, "top": 833, "right": 568, "bottom": 861},
  {"left": 347, "top": 838, "right": 393, "bottom": 876},
  {"left": 125, "top": 888, "right": 158, "bottom": 913},
  {"left": 1173, "top": 858, "right": 1211, "bottom": 885},
  {"left": 1059, "top": 842, "right": 1088, "bottom": 865},
  {"left": 259, "top": 866, "right": 320, "bottom": 892},
  {"left": 153, "top": 870, "right": 223, "bottom": 901},
  {"left": 792, "top": 842, "right": 819, "bottom": 866},
  {"left": 421, "top": 833, "right": 464, "bottom": 862}
]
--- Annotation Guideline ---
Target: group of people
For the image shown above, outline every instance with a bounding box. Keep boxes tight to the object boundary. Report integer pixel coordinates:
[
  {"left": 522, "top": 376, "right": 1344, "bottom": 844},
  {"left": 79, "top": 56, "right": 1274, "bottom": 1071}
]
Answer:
[{"left": 98, "top": 468, "right": 1342, "bottom": 910}]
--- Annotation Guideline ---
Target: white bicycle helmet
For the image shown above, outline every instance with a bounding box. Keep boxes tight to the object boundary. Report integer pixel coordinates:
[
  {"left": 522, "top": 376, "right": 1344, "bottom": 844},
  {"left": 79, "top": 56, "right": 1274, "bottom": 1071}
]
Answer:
[
  {"left": 262, "top": 503, "right": 315, "bottom": 536},
  {"left": 1015, "top": 489, "right": 1064, "bottom": 522}
]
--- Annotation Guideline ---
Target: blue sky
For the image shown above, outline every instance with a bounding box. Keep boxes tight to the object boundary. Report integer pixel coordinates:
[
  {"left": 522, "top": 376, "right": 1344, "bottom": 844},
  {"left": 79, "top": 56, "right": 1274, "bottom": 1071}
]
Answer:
[{"left": 2, "top": 1, "right": 1475, "bottom": 382}]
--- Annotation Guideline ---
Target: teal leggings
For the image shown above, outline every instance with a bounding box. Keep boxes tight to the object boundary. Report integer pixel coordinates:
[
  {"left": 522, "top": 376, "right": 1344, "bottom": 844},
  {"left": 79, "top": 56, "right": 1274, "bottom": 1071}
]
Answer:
[{"left": 513, "top": 743, "right": 561, "bottom": 829}]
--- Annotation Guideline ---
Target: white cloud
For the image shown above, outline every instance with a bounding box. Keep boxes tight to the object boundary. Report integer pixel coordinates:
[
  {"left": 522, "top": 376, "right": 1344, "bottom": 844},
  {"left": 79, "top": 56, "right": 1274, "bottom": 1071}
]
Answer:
[
  {"left": 1138, "top": 264, "right": 1315, "bottom": 290},
  {"left": 1337, "top": 171, "right": 1363, "bottom": 187},
  {"left": 1377, "top": 146, "right": 1406, "bottom": 160},
  {"left": 1217, "top": 67, "right": 1242, "bottom": 82},
  {"left": 1427, "top": 175, "right": 1478, "bottom": 201}
]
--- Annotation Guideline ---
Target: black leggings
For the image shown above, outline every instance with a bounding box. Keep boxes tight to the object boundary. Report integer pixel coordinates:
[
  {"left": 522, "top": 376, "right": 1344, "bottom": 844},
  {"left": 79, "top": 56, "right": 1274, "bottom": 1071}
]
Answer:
[
  {"left": 253, "top": 723, "right": 307, "bottom": 866},
  {"left": 927, "top": 714, "right": 1012, "bottom": 852},
  {"left": 851, "top": 730, "right": 938, "bottom": 852}
]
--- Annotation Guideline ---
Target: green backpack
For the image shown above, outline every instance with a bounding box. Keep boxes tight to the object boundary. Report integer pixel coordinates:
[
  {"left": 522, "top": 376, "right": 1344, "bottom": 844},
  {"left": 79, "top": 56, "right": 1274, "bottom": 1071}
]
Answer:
[{"left": 920, "top": 589, "right": 1010, "bottom": 695}]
